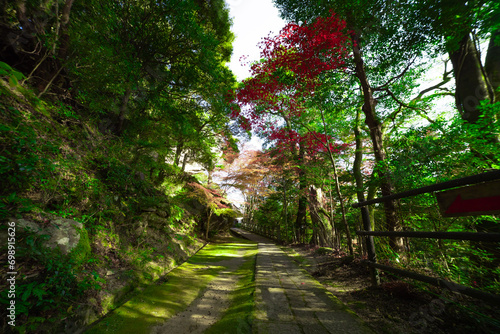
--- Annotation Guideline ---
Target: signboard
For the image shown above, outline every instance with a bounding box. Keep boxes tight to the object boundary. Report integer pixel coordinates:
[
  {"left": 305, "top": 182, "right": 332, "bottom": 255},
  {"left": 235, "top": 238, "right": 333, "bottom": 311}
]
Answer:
[{"left": 435, "top": 179, "right": 500, "bottom": 217}]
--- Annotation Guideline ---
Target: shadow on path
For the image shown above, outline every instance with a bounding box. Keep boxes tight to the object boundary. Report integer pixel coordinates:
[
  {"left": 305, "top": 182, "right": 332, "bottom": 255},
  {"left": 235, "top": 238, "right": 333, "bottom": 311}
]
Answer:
[{"left": 232, "top": 228, "right": 374, "bottom": 334}]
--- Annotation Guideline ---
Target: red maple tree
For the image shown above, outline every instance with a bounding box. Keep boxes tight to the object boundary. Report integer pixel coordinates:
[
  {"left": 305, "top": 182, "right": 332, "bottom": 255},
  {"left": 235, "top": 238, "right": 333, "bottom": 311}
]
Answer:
[
  {"left": 230, "top": 10, "right": 351, "bottom": 156},
  {"left": 228, "top": 11, "right": 354, "bottom": 249}
]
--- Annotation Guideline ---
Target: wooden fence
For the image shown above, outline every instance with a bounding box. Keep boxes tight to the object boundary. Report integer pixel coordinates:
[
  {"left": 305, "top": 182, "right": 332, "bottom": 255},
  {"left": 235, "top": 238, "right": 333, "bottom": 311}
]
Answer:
[{"left": 353, "top": 170, "right": 500, "bottom": 304}]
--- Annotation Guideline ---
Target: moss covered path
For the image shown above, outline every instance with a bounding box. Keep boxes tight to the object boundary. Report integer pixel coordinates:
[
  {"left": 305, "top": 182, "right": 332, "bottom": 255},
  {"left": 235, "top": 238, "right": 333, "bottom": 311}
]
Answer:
[
  {"left": 232, "top": 228, "right": 374, "bottom": 334},
  {"left": 85, "top": 231, "right": 373, "bottom": 333},
  {"left": 84, "top": 236, "right": 257, "bottom": 334}
]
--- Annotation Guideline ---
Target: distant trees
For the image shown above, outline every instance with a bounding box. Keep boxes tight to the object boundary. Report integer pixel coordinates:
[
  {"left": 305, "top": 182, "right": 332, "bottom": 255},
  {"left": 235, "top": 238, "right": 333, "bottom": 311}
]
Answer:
[
  {"left": 230, "top": 14, "right": 356, "bottom": 247},
  {"left": 218, "top": 0, "right": 500, "bottom": 295}
]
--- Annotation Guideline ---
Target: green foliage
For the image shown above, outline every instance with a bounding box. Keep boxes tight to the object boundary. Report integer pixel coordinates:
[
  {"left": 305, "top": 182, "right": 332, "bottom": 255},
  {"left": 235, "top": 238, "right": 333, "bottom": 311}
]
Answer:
[
  {"left": 388, "top": 101, "right": 500, "bottom": 192},
  {"left": 0, "top": 61, "right": 25, "bottom": 89},
  {"left": 168, "top": 205, "right": 185, "bottom": 226},
  {"left": 0, "top": 103, "right": 55, "bottom": 218},
  {"left": 68, "top": 0, "right": 236, "bottom": 175},
  {"left": 0, "top": 231, "right": 102, "bottom": 326},
  {"left": 253, "top": 195, "right": 283, "bottom": 228}
]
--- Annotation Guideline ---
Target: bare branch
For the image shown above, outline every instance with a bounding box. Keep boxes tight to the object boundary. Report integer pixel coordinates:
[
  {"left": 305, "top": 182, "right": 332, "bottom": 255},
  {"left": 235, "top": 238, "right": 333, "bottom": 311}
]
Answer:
[
  {"left": 413, "top": 60, "right": 453, "bottom": 102},
  {"left": 385, "top": 88, "right": 425, "bottom": 111},
  {"left": 373, "top": 57, "right": 416, "bottom": 92}
]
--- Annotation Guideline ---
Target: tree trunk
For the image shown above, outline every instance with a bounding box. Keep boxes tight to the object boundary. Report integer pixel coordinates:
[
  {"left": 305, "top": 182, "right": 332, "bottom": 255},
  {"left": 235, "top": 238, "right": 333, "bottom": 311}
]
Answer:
[
  {"left": 38, "top": 0, "right": 74, "bottom": 95},
  {"left": 206, "top": 209, "right": 212, "bottom": 240},
  {"left": 353, "top": 107, "right": 365, "bottom": 204},
  {"left": 174, "top": 141, "right": 184, "bottom": 166},
  {"left": 57, "top": 0, "right": 74, "bottom": 60},
  {"left": 294, "top": 144, "right": 308, "bottom": 243},
  {"left": 181, "top": 151, "right": 189, "bottom": 172},
  {"left": 485, "top": 29, "right": 500, "bottom": 104},
  {"left": 316, "top": 106, "right": 353, "bottom": 253},
  {"left": 117, "top": 88, "right": 132, "bottom": 135},
  {"left": 449, "top": 33, "right": 494, "bottom": 123},
  {"left": 350, "top": 30, "right": 402, "bottom": 251},
  {"left": 207, "top": 169, "right": 213, "bottom": 185},
  {"left": 332, "top": 158, "right": 353, "bottom": 255},
  {"left": 282, "top": 178, "right": 288, "bottom": 243},
  {"left": 328, "top": 186, "right": 339, "bottom": 248},
  {"left": 308, "top": 185, "right": 332, "bottom": 247},
  {"left": 367, "top": 180, "right": 377, "bottom": 230}
]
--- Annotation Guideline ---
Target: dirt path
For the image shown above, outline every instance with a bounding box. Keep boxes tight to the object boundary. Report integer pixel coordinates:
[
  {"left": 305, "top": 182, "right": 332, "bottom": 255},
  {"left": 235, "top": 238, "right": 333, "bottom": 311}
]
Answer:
[{"left": 232, "top": 228, "right": 374, "bottom": 334}]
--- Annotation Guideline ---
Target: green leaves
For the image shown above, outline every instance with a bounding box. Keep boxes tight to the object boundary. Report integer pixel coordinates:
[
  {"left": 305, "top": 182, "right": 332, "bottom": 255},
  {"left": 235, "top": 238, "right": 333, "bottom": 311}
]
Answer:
[{"left": 0, "top": 61, "right": 25, "bottom": 90}]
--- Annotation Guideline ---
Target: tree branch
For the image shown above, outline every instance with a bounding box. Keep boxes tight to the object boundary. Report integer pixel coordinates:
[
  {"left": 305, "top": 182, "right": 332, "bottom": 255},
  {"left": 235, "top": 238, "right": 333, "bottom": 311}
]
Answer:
[
  {"left": 373, "top": 57, "right": 416, "bottom": 92},
  {"left": 413, "top": 60, "right": 453, "bottom": 101}
]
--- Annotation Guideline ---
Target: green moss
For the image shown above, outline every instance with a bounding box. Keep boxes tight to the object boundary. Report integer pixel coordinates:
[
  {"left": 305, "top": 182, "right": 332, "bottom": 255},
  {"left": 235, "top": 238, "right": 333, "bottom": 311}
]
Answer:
[
  {"left": 188, "top": 242, "right": 247, "bottom": 263},
  {"left": 205, "top": 244, "right": 257, "bottom": 334},
  {"left": 84, "top": 237, "right": 256, "bottom": 334},
  {"left": 279, "top": 246, "right": 314, "bottom": 268},
  {"left": 69, "top": 226, "right": 91, "bottom": 265}
]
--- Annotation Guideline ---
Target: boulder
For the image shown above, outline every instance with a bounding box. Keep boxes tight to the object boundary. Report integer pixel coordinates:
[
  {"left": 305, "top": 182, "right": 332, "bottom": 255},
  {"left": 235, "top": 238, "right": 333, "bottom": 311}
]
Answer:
[
  {"left": 47, "top": 218, "right": 85, "bottom": 255},
  {"left": 9, "top": 217, "right": 90, "bottom": 263}
]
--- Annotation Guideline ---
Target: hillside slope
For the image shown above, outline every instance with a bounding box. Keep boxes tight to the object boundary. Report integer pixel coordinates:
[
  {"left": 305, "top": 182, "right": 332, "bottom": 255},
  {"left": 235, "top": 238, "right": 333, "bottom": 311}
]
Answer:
[{"left": 0, "top": 68, "right": 237, "bottom": 333}]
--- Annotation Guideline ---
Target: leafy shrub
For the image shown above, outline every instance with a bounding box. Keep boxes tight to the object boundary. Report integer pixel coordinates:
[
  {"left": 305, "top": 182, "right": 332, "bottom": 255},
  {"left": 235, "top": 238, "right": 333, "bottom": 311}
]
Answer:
[
  {"left": 0, "top": 230, "right": 103, "bottom": 333},
  {"left": 0, "top": 104, "right": 56, "bottom": 218}
]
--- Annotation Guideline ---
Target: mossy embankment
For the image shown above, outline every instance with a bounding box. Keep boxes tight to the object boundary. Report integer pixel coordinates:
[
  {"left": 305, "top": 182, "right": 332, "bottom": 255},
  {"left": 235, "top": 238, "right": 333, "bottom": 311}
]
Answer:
[
  {"left": 0, "top": 65, "right": 239, "bottom": 333},
  {"left": 85, "top": 237, "right": 257, "bottom": 334}
]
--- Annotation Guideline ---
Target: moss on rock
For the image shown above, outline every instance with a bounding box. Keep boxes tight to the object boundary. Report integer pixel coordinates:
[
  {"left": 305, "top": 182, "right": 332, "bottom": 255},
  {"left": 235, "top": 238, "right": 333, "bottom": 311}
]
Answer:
[{"left": 69, "top": 226, "right": 91, "bottom": 265}]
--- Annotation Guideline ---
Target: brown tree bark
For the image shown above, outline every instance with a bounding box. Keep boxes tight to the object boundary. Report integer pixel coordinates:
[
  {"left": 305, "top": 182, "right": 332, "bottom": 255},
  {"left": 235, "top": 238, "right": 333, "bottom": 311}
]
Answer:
[
  {"left": 485, "top": 29, "right": 500, "bottom": 104},
  {"left": 353, "top": 107, "right": 365, "bottom": 204},
  {"left": 57, "top": 0, "right": 75, "bottom": 61},
  {"left": 174, "top": 141, "right": 184, "bottom": 166},
  {"left": 117, "top": 88, "right": 132, "bottom": 135},
  {"left": 37, "top": 0, "right": 75, "bottom": 96},
  {"left": 449, "top": 33, "right": 494, "bottom": 123},
  {"left": 294, "top": 144, "right": 308, "bottom": 243},
  {"left": 308, "top": 185, "right": 331, "bottom": 247},
  {"left": 350, "top": 30, "right": 402, "bottom": 251}
]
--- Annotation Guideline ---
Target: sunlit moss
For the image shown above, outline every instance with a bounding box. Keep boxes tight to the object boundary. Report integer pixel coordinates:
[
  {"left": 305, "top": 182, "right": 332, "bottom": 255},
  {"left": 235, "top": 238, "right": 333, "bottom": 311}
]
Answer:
[{"left": 85, "top": 237, "right": 257, "bottom": 334}]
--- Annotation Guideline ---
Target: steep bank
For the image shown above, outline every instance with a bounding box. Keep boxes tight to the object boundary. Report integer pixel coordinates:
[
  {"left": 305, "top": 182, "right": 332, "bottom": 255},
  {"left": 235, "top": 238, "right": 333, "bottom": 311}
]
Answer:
[{"left": 0, "top": 68, "right": 237, "bottom": 333}]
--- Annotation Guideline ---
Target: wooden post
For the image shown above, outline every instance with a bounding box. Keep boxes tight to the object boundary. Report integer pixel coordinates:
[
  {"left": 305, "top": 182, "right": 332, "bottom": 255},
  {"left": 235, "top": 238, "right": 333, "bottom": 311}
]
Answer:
[{"left": 361, "top": 206, "right": 380, "bottom": 285}]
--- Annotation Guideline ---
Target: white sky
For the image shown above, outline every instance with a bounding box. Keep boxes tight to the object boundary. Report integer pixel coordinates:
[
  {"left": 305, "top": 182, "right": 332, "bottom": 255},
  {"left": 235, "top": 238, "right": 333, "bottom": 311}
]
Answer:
[
  {"left": 219, "top": 1, "right": 285, "bottom": 207},
  {"left": 226, "top": 0, "right": 286, "bottom": 81},
  {"left": 225, "top": 0, "right": 285, "bottom": 153}
]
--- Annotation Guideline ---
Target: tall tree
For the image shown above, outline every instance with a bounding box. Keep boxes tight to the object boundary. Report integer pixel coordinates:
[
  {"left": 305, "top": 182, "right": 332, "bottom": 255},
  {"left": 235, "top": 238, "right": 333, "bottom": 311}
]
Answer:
[
  {"left": 231, "top": 15, "right": 358, "bottom": 246},
  {"left": 272, "top": 0, "right": 458, "bottom": 250},
  {"left": 417, "top": 0, "right": 499, "bottom": 127}
]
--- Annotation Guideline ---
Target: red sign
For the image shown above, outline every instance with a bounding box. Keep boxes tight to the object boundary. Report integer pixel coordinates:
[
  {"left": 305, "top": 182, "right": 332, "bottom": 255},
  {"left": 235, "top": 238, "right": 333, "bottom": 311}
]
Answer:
[{"left": 435, "top": 180, "right": 500, "bottom": 217}]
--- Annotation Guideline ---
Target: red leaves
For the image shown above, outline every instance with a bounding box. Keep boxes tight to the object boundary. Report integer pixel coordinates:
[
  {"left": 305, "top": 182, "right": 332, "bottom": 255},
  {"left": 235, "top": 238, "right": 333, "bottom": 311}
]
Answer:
[
  {"left": 267, "top": 128, "right": 350, "bottom": 158},
  {"left": 186, "top": 182, "right": 230, "bottom": 209},
  {"left": 258, "top": 12, "right": 349, "bottom": 80},
  {"left": 229, "top": 11, "right": 352, "bottom": 160}
]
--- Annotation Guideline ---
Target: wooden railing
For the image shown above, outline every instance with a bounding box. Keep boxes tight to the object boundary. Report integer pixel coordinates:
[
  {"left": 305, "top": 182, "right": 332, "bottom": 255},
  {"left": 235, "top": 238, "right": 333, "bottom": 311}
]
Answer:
[{"left": 353, "top": 170, "right": 500, "bottom": 304}]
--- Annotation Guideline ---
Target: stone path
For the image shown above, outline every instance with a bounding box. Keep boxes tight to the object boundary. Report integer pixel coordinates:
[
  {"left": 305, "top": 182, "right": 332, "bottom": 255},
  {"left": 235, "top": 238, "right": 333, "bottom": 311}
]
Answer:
[
  {"left": 150, "top": 250, "right": 246, "bottom": 334},
  {"left": 231, "top": 228, "right": 374, "bottom": 334}
]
